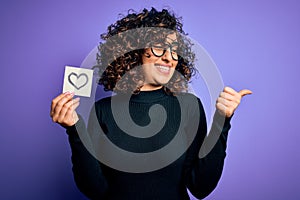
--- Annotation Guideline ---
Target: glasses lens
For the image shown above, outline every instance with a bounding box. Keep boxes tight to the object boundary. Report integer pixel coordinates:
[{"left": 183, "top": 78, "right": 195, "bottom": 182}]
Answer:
[
  {"left": 171, "top": 49, "right": 178, "bottom": 61},
  {"left": 151, "top": 46, "right": 165, "bottom": 57}
]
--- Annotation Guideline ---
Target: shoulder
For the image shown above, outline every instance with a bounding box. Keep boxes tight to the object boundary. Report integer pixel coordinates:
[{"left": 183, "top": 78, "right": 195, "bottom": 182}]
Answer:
[
  {"left": 91, "top": 96, "right": 113, "bottom": 119},
  {"left": 95, "top": 96, "right": 112, "bottom": 107},
  {"left": 175, "top": 92, "right": 204, "bottom": 110}
]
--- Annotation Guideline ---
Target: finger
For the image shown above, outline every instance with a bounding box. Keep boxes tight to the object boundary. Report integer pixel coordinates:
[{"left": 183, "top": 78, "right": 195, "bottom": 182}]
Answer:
[
  {"left": 72, "top": 100, "right": 80, "bottom": 111},
  {"left": 57, "top": 97, "right": 80, "bottom": 123},
  {"left": 220, "top": 92, "right": 235, "bottom": 101},
  {"left": 64, "top": 101, "right": 80, "bottom": 126},
  {"left": 217, "top": 97, "right": 235, "bottom": 107},
  {"left": 68, "top": 100, "right": 80, "bottom": 118},
  {"left": 239, "top": 89, "right": 253, "bottom": 97},
  {"left": 51, "top": 94, "right": 64, "bottom": 117},
  {"left": 51, "top": 92, "right": 69, "bottom": 110},
  {"left": 220, "top": 91, "right": 242, "bottom": 106},
  {"left": 51, "top": 92, "right": 72, "bottom": 116},
  {"left": 216, "top": 101, "right": 235, "bottom": 118},
  {"left": 61, "top": 97, "right": 80, "bottom": 116},
  {"left": 216, "top": 102, "right": 226, "bottom": 116},
  {"left": 224, "top": 86, "right": 238, "bottom": 95},
  {"left": 51, "top": 93, "right": 74, "bottom": 121}
]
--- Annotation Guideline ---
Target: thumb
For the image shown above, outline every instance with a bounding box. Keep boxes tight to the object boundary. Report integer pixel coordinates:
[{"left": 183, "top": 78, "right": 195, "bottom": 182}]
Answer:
[{"left": 239, "top": 89, "right": 253, "bottom": 97}]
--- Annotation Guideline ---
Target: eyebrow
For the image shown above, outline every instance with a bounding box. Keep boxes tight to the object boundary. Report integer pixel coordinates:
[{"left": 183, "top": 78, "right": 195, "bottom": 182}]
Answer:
[
  {"left": 170, "top": 41, "right": 179, "bottom": 46},
  {"left": 163, "top": 42, "right": 179, "bottom": 47},
  {"left": 152, "top": 42, "right": 179, "bottom": 47}
]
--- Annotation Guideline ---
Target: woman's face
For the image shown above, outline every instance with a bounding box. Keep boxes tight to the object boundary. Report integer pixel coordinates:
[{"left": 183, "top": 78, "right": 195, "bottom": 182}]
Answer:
[{"left": 141, "top": 33, "right": 179, "bottom": 91}]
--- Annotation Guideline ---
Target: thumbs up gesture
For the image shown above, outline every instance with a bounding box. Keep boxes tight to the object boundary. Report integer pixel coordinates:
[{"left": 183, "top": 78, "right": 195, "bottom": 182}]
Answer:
[{"left": 216, "top": 87, "right": 252, "bottom": 118}]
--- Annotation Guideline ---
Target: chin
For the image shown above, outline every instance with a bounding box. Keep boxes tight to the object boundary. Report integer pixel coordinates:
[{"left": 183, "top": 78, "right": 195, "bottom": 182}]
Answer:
[{"left": 157, "top": 80, "right": 171, "bottom": 86}]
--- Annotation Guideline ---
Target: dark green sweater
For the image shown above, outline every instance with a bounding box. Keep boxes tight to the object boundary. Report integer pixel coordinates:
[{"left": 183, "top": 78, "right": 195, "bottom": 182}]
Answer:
[{"left": 66, "top": 88, "right": 231, "bottom": 200}]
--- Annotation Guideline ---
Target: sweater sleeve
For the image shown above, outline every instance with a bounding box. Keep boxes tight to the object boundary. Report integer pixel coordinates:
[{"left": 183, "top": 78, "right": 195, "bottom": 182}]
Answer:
[
  {"left": 66, "top": 114, "right": 108, "bottom": 199},
  {"left": 183, "top": 99, "right": 232, "bottom": 199}
]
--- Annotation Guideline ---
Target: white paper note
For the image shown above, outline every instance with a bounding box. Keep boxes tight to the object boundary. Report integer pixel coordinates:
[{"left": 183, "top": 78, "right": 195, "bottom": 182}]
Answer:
[{"left": 62, "top": 66, "right": 94, "bottom": 97}]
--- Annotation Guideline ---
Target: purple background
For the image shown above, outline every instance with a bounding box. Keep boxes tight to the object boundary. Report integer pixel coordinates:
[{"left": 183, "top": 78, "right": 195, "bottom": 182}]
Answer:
[{"left": 1, "top": 0, "right": 299, "bottom": 199}]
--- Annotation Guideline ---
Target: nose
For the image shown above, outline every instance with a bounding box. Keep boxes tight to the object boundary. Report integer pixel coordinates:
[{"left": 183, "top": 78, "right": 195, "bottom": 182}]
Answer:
[{"left": 161, "top": 48, "right": 172, "bottom": 63}]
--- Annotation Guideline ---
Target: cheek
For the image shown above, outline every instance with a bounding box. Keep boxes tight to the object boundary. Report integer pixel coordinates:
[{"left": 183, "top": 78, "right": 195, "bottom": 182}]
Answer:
[
  {"left": 143, "top": 56, "right": 159, "bottom": 65},
  {"left": 170, "top": 68, "right": 176, "bottom": 76},
  {"left": 173, "top": 61, "right": 178, "bottom": 68},
  {"left": 142, "top": 49, "right": 160, "bottom": 64},
  {"left": 141, "top": 63, "right": 154, "bottom": 79},
  {"left": 170, "top": 61, "right": 178, "bottom": 74}
]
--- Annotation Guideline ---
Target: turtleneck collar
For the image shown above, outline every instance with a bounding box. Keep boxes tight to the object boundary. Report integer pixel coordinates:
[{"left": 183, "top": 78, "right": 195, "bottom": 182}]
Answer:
[{"left": 130, "top": 88, "right": 169, "bottom": 103}]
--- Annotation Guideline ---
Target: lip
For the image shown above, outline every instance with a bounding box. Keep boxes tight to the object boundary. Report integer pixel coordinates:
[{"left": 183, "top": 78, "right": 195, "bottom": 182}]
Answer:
[{"left": 154, "top": 64, "right": 172, "bottom": 75}]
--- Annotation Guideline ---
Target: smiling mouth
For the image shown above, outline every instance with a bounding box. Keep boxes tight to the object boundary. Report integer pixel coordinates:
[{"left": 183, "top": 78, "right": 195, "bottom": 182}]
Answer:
[{"left": 155, "top": 65, "right": 171, "bottom": 74}]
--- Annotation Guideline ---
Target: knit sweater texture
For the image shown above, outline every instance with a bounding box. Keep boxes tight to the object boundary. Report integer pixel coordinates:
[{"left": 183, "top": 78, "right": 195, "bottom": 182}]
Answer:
[{"left": 66, "top": 88, "right": 231, "bottom": 200}]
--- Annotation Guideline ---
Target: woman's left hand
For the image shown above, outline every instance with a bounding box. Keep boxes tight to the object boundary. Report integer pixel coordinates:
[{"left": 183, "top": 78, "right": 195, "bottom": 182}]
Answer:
[{"left": 216, "top": 87, "right": 252, "bottom": 118}]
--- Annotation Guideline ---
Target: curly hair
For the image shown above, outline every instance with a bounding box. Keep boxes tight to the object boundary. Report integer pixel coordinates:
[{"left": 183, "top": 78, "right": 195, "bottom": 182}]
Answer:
[{"left": 95, "top": 7, "right": 196, "bottom": 95}]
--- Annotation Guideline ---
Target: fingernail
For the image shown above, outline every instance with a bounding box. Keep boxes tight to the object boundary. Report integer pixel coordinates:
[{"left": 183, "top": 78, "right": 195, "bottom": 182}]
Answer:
[{"left": 66, "top": 93, "right": 74, "bottom": 97}]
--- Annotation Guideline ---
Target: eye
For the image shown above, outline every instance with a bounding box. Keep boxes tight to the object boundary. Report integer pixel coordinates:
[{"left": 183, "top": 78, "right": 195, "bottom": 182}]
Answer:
[{"left": 171, "top": 46, "right": 178, "bottom": 52}]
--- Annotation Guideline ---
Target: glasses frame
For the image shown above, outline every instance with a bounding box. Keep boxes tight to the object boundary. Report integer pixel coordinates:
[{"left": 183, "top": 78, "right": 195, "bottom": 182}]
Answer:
[{"left": 150, "top": 43, "right": 179, "bottom": 61}]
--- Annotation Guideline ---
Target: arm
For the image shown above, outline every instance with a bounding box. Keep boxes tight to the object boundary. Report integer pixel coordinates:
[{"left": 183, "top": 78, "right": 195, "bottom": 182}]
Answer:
[
  {"left": 184, "top": 110, "right": 231, "bottom": 199},
  {"left": 184, "top": 87, "right": 251, "bottom": 199},
  {"left": 50, "top": 92, "right": 108, "bottom": 199},
  {"left": 66, "top": 116, "right": 108, "bottom": 199}
]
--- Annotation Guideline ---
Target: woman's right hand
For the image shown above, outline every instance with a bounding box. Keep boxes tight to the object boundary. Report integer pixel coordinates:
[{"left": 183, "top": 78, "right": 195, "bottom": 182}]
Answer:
[{"left": 50, "top": 92, "right": 80, "bottom": 127}]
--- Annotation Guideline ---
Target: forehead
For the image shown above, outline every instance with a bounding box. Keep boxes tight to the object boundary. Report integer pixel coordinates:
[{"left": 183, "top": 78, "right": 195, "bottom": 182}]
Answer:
[
  {"left": 148, "top": 29, "right": 178, "bottom": 40},
  {"left": 166, "top": 33, "right": 178, "bottom": 44}
]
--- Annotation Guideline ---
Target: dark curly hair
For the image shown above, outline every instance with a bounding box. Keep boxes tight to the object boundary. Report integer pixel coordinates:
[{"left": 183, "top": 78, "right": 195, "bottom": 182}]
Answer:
[{"left": 95, "top": 7, "right": 196, "bottom": 95}]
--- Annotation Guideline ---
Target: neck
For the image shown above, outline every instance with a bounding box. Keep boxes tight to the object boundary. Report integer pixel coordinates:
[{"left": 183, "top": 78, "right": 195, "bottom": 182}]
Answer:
[{"left": 140, "top": 84, "right": 163, "bottom": 91}]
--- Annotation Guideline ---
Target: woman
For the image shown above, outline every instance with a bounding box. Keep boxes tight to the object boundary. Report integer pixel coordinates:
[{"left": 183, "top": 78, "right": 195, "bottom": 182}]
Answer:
[{"left": 50, "top": 8, "right": 251, "bottom": 200}]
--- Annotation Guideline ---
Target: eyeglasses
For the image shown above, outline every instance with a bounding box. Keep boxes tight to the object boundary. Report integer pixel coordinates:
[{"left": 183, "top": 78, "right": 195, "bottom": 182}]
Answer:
[{"left": 150, "top": 43, "right": 179, "bottom": 61}]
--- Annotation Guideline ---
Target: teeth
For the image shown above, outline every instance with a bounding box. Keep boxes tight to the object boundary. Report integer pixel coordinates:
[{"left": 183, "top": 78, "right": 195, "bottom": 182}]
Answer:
[{"left": 157, "top": 65, "right": 169, "bottom": 72}]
